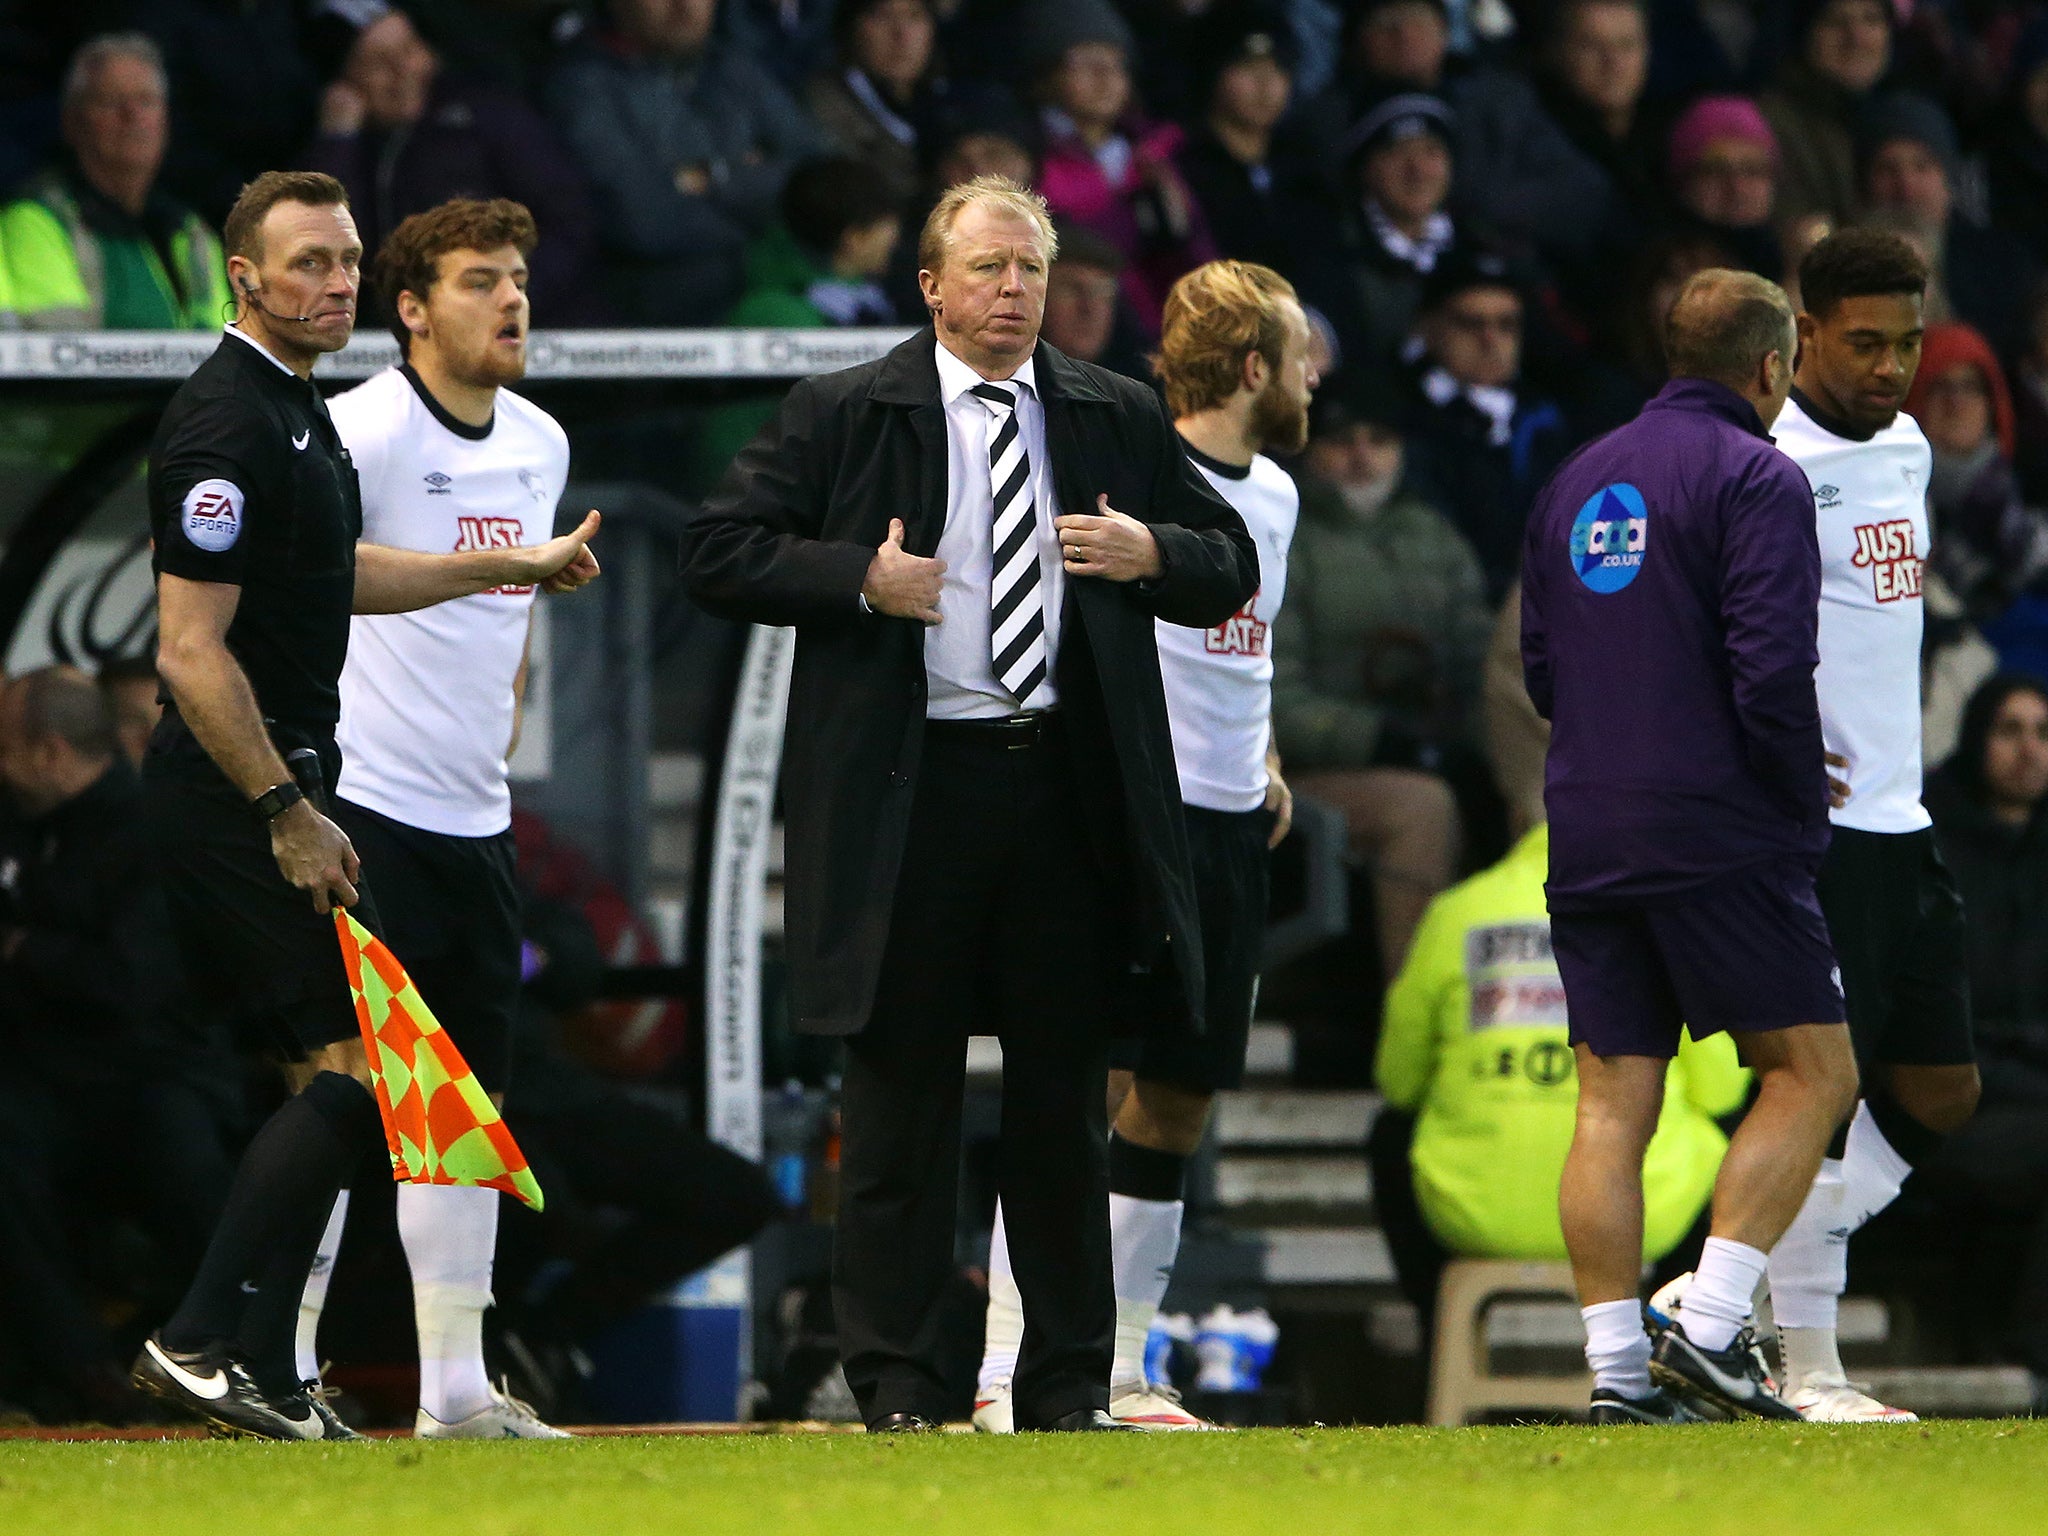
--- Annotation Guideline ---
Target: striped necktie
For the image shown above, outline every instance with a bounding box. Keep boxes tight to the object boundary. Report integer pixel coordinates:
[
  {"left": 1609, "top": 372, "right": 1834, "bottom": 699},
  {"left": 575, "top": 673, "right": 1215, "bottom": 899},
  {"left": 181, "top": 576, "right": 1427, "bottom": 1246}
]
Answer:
[{"left": 970, "top": 381, "right": 1046, "bottom": 703}]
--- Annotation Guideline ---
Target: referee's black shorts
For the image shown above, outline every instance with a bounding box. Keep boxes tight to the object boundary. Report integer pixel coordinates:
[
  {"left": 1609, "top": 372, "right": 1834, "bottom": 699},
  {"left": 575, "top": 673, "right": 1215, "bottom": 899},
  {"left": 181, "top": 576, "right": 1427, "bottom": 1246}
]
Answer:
[
  {"left": 332, "top": 798, "right": 522, "bottom": 1096},
  {"left": 1815, "top": 825, "right": 1974, "bottom": 1069},
  {"left": 145, "top": 726, "right": 379, "bottom": 1060},
  {"left": 1110, "top": 802, "right": 1273, "bottom": 1094}
]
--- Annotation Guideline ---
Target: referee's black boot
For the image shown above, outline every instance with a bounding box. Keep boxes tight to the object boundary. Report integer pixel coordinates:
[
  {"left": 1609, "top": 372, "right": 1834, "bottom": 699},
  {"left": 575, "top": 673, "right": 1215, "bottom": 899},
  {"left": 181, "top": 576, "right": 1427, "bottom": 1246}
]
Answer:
[
  {"left": 1039, "top": 1408, "right": 1142, "bottom": 1432},
  {"left": 130, "top": 1334, "right": 326, "bottom": 1441}
]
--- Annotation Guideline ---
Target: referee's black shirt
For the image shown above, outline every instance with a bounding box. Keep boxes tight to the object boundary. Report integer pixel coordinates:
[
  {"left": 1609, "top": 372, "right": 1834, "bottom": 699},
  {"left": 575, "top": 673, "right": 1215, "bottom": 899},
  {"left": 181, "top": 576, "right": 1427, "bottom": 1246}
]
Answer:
[{"left": 148, "top": 328, "right": 362, "bottom": 743}]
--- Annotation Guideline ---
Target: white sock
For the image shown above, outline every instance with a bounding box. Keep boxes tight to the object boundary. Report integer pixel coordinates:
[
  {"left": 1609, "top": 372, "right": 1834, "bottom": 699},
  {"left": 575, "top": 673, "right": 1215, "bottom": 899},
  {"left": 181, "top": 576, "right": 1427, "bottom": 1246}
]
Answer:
[
  {"left": 398, "top": 1182, "right": 499, "bottom": 1423},
  {"left": 1767, "top": 1101, "right": 1912, "bottom": 1384},
  {"left": 1768, "top": 1157, "right": 1848, "bottom": 1333},
  {"left": 1108, "top": 1193, "right": 1183, "bottom": 1390},
  {"left": 978, "top": 1201, "right": 1024, "bottom": 1394},
  {"left": 295, "top": 1191, "right": 350, "bottom": 1384},
  {"left": 1581, "top": 1300, "right": 1653, "bottom": 1399},
  {"left": 1678, "top": 1237, "right": 1770, "bottom": 1352}
]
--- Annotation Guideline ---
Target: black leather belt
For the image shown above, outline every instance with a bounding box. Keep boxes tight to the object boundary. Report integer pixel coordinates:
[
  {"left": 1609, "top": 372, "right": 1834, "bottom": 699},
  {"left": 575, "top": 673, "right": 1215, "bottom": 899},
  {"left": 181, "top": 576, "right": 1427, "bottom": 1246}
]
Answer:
[{"left": 924, "top": 710, "right": 1063, "bottom": 749}]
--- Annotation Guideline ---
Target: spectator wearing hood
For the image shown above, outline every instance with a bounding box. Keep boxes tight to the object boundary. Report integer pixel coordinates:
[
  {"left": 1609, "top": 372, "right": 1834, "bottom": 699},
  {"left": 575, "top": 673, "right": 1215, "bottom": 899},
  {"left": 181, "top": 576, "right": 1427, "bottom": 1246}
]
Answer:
[
  {"left": 1985, "top": 18, "right": 2048, "bottom": 271},
  {"left": 806, "top": 0, "right": 1016, "bottom": 215},
  {"left": 546, "top": 0, "right": 827, "bottom": 325},
  {"left": 1028, "top": 0, "right": 1217, "bottom": 336},
  {"left": 1904, "top": 322, "right": 2048, "bottom": 624},
  {"left": 1759, "top": 0, "right": 1894, "bottom": 227},
  {"left": 1663, "top": 93, "right": 1785, "bottom": 279},
  {"left": 1402, "top": 246, "right": 1573, "bottom": 601},
  {"left": 1173, "top": 4, "right": 1341, "bottom": 290},
  {"left": 1923, "top": 673, "right": 2048, "bottom": 1403},
  {"left": 1326, "top": 0, "right": 1609, "bottom": 264},
  {"left": 1858, "top": 91, "right": 2038, "bottom": 362},
  {"left": 305, "top": 6, "right": 604, "bottom": 326}
]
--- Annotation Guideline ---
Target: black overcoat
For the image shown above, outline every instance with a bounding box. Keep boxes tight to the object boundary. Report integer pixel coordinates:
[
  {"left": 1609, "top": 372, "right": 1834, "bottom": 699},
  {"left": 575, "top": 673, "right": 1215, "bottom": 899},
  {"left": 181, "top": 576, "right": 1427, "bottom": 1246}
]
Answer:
[{"left": 681, "top": 328, "right": 1259, "bottom": 1036}]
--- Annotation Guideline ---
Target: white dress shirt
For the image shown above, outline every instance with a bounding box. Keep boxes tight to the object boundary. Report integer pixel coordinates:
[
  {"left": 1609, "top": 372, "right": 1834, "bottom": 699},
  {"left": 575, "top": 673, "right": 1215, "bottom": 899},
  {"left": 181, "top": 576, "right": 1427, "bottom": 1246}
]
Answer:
[{"left": 927, "top": 341, "right": 1064, "bottom": 718}]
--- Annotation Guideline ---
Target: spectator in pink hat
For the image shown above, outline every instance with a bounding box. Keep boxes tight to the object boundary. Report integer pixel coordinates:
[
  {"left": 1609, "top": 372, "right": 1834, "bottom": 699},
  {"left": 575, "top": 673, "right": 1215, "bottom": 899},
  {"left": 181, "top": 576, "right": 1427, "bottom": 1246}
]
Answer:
[{"left": 1666, "top": 94, "right": 1785, "bottom": 279}]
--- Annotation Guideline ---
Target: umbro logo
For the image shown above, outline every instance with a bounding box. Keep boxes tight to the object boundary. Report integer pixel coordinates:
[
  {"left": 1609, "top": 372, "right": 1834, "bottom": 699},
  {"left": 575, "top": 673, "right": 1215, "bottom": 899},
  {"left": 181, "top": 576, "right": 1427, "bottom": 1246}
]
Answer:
[
  {"left": 1815, "top": 483, "right": 1842, "bottom": 510},
  {"left": 425, "top": 471, "right": 453, "bottom": 495}
]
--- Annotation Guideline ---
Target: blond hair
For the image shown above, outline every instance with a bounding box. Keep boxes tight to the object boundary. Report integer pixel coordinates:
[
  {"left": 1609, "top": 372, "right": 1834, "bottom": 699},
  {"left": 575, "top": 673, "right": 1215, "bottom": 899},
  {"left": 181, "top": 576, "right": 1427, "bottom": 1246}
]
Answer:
[
  {"left": 917, "top": 174, "right": 1059, "bottom": 276},
  {"left": 1155, "top": 260, "right": 1299, "bottom": 418}
]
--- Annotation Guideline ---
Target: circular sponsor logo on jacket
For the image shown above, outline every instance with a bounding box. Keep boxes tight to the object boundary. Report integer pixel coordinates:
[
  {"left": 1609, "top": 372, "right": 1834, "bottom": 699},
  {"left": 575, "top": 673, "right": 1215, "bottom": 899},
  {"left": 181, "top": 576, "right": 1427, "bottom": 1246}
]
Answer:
[{"left": 1569, "top": 482, "right": 1648, "bottom": 593}]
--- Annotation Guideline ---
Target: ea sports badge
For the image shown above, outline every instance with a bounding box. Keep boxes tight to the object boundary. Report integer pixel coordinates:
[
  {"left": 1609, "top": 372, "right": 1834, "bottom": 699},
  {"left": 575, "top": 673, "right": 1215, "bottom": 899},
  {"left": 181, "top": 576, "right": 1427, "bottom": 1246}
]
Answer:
[{"left": 182, "top": 478, "right": 245, "bottom": 552}]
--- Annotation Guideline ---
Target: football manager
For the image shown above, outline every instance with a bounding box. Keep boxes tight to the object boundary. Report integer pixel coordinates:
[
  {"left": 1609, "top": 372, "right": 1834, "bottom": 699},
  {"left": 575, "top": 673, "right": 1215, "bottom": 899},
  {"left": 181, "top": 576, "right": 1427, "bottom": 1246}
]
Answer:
[{"left": 681, "top": 174, "right": 1256, "bottom": 1433}]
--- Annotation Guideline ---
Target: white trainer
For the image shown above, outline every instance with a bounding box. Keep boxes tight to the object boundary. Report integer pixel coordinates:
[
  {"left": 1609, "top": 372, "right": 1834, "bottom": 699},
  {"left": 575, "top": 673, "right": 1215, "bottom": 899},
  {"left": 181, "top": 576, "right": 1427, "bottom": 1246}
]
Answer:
[
  {"left": 971, "top": 1380, "right": 1014, "bottom": 1434},
  {"left": 1786, "top": 1374, "right": 1918, "bottom": 1423},
  {"left": 416, "top": 1382, "right": 573, "bottom": 1439},
  {"left": 1108, "top": 1381, "right": 1220, "bottom": 1431}
]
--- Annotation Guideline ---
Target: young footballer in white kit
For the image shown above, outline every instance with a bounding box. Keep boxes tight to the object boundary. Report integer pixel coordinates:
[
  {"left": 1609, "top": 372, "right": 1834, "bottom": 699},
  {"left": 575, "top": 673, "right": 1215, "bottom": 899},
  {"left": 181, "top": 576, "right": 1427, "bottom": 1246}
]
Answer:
[
  {"left": 298, "top": 197, "right": 598, "bottom": 1438},
  {"left": 976, "top": 260, "right": 1315, "bottom": 1430}
]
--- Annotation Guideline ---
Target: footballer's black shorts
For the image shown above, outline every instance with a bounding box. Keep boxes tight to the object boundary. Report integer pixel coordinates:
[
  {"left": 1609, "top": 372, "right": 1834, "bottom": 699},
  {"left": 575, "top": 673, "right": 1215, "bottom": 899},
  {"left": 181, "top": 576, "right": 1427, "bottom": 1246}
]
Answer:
[
  {"left": 332, "top": 798, "right": 521, "bottom": 1095},
  {"left": 145, "top": 723, "right": 380, "bottom": 1060},
  {"left": 1815, "top": 825, "right": 1975, "bottom": 1069},
  {"left": 1110, "top": 803, "right": 1272, "bottom": 1093}
]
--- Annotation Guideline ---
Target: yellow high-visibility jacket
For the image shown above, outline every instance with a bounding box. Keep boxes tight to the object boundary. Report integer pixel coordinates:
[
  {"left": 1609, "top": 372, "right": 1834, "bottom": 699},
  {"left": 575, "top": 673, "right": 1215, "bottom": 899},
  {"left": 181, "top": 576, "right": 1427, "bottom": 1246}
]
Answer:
[{"left": 1376, "top": 824, "right": 1750, "bottom": 1261}]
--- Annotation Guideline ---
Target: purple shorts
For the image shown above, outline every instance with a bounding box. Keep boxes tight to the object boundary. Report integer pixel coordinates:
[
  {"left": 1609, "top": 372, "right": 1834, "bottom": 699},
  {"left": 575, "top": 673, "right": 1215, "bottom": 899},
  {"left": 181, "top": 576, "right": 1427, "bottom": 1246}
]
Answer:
[{"left": 1551, "top": 860, "right": 1847, "bottom": 1059}]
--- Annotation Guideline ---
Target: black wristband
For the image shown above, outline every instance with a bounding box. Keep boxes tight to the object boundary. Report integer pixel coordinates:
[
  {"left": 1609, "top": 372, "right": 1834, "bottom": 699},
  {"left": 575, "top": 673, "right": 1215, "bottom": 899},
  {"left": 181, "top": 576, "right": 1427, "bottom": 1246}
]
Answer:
[{"left": 252, "top": 780, "right": 305, "bottom": 821}]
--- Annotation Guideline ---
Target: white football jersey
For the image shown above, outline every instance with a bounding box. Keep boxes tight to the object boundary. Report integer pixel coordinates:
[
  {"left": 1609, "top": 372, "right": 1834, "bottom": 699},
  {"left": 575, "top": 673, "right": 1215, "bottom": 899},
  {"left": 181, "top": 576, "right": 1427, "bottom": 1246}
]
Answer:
[
  {"left": 1155, "top": 442, "right": 1297, "bottom": 813},
  {"left": 332, "top": 366, "right": 570, "bottom": 836},
  {"left": 1773, "top": 391, "right": 1932, "bottom": 834}
]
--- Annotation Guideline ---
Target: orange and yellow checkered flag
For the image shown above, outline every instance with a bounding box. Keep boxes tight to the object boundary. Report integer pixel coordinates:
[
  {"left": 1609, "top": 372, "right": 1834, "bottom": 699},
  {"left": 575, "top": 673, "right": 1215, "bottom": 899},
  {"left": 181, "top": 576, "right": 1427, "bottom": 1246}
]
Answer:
[{"left": 335, "top": 910, "right": 544, "bottom": 1210}]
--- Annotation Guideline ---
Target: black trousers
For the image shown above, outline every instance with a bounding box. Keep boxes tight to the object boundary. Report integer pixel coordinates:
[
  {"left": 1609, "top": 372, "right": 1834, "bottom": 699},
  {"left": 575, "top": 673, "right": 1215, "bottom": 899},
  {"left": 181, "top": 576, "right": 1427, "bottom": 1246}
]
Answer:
[{"left": 834, "top": 717, "right": 1119, "bottom": 1427}]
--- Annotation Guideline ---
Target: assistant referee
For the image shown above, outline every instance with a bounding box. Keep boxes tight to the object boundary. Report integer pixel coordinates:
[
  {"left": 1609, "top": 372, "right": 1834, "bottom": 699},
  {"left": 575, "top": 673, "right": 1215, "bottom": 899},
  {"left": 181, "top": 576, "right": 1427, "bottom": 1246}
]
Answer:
[{"left": 130, "top": 170, "right": 597, "bottom": 1441}]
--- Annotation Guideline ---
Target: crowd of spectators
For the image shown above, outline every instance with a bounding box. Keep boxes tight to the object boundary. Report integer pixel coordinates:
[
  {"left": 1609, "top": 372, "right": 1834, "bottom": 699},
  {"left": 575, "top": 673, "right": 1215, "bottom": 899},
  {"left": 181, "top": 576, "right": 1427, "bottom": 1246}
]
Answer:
[{"left": 11, "top": 0, "right": 2048, "bottom": 1411}]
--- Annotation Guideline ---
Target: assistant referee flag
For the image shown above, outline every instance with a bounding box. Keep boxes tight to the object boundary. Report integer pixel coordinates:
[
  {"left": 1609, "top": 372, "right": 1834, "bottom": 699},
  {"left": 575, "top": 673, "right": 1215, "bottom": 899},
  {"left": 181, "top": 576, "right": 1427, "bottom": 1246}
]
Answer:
[{"left": 336, "top": 911, "right": 544, "bottom": 1210}]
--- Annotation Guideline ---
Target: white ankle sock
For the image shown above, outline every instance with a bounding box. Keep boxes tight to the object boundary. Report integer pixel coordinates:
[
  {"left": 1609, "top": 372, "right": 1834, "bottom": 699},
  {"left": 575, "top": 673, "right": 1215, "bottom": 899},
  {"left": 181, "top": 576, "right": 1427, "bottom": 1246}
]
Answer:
[
  {"left": 398, "top": 1182, "right": 499, "bottom": 1423},
  {"left": 1108, "top": 1193, "right": 1183, "bottom": 1390},
  {"left": 978, "top": 1201, "right": 1024, "bottom": 1394},
  {"left": 1581, "top": 1300, "right": 1652, "bottom": 1399},
  {"left": 1679, "top": 1237, "right": 1769, "bottom": 1352},
  {"left": 1768, "top": 1101, "right": 1912, "bottom": 1338},
  {"left": 295, "top": 1191, "right": 350, "bottom": 1384}
]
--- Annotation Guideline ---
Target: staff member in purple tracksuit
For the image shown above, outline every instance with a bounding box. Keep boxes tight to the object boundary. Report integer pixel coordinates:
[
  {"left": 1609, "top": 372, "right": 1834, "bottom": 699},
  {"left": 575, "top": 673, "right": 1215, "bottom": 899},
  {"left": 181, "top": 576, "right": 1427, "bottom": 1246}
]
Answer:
[{"left": 1521, "top": 269, "right": 1860, "bottom": 1425}]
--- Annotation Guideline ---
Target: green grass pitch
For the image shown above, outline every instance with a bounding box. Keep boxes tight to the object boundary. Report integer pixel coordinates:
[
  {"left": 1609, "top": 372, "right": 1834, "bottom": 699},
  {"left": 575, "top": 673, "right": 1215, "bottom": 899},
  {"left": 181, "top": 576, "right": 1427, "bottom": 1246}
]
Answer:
[{"left": 5, "top": 1421, "right": 2044, "bottom": 1536}]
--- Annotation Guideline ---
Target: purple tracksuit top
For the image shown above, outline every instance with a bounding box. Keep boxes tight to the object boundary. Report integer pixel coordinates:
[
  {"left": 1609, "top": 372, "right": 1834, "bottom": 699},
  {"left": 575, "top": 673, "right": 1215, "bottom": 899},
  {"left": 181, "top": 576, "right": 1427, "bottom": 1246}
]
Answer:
[{"left": 1521, "top": 377, "right": 1831, "bottom": 910}]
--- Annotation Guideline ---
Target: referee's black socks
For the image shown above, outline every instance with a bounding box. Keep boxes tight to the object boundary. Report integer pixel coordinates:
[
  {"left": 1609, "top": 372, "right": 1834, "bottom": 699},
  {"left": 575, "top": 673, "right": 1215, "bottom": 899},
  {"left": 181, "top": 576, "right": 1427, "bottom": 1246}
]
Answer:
[{"left": 162, "top": 1071, "right": 383, "bottom": 1395}]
